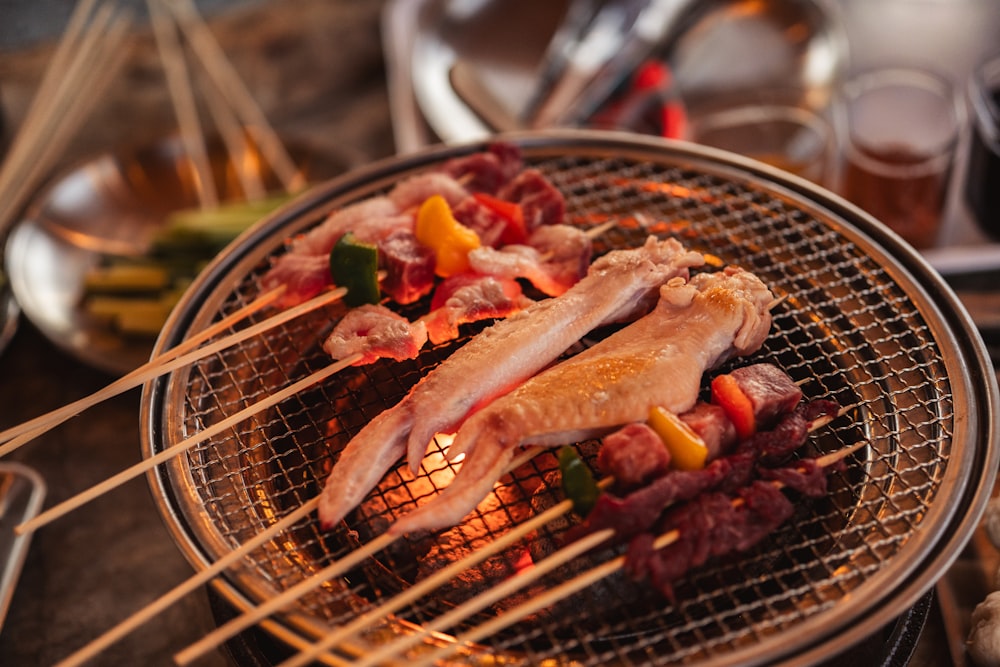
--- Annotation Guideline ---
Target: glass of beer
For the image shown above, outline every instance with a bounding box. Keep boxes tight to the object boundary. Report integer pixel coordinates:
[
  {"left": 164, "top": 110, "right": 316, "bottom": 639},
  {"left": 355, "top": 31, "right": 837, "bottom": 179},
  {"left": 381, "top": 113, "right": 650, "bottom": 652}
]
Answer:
[
  {"left": 686, "top": 102, "right": 836, "bottom": 187},
  {"left": 838, "top": 67, "right": 960, "bottom": 250}
]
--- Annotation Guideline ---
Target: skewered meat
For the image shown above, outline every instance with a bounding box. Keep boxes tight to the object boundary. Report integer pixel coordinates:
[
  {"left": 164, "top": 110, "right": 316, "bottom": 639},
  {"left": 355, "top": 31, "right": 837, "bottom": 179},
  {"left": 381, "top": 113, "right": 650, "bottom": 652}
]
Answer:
[
  {"left": 594, "top": 363, "right": 803, "bottom": 492},
  {"left": 389, "top": 172, "right": 469, "bottom": 211},
  {"left": 728, "top": 363, "right": 803, "bottom": 429},
  {"left": 257, "top": 253, "right": 331, "bottom": 308},
  {"left": 323, "top": 304, "right": 428, "bottom": 365},
  {"left": 626, "top": 456, "right": 840, "bottom": 600},
  {"left": 626, "top": 481, "right": 793, "bottom": 600},
  {"left": 597, "top": 423, "right": 671, "bottom": 489},
  {"left": 286, "top": 196, "right": 398, "bottom": 257},
  {"left": 441, "top": 142, "right": 523, "bottom": 193},
  {"left": 571, "top": 399, "right": 840, "bottom": 545},
  {"left": 387, "top": 265, "right": 774, "bottom": 535},
  {"left": 423, "top": 275, "right": 533, "bottom": 345},
  {"left": 317, "top": 236, "right": 706, "bottom": 529},
  {"left": 677, "top": 403, "right": 737, "bottom": 461},
  {"left": 377, "top": 230, "right": 437, "bottom": 305},
  {"left": 497, "top": 168, "right": 565, "bottom": 231},
  {"left": 326, "top": 276, "right": 533, "bottom": 368},
  {"left": 452, "top": 196, "right": 511, "bottom": 248},
  {"left": 468, "top": 225, "right": 592, "bottom": 297},
  {"left": 260, "top": 143, "right": 530, "bottom": 307}
]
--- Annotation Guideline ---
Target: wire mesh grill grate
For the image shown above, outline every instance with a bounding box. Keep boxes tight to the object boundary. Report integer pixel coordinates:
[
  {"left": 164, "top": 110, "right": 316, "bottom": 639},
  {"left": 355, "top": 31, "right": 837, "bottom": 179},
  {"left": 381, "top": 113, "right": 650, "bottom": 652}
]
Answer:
[{"left": 147, "top": 137, "right": 986, "bottom": 666}]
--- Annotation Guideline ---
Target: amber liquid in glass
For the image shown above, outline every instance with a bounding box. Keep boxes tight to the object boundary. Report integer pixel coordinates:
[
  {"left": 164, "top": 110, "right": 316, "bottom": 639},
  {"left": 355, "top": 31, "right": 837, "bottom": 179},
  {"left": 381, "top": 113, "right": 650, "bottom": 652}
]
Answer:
[{"left": 841, "top": 143, "right": 949, "bottom": 249}]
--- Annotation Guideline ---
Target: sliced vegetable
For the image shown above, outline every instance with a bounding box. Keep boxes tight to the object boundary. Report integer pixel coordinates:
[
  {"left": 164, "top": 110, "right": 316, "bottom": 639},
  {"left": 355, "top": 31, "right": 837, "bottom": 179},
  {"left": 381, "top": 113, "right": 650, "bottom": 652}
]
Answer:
[
  {"left": 415, "top": 194, "right": 481, "bottom": 277},
  {"left": 85, "top": 284, "right": 187, "bottom": 336},
  {"left": 472, "top": 192, "right": 527, "bottom": 245},
  {"left": 329, "top": 232, "right": 380, "bottom": 307},
  {"left": 80, "top": 193, "right": 293, "bottom": 338},
  {"left": 558, "top": 446, "right": 601, "bottom": 517},
  {"left": 711, "top": 373, "right": 756, "bottom": 440},
  {"left": 648, "top": 405, "right": 709, "bottom": 471},
  {"left": 152, "top": 193, "right": 293, "bottom": 257},
  {"left": 83, "top": 263, "right": 171, "bottom": 292}
]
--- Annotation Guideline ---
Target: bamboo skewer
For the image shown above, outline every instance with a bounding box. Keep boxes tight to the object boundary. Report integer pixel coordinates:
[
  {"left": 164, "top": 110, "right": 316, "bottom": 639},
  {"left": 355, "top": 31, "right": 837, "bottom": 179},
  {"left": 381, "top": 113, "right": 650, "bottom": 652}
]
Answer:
[
  {"left": 277, "top": 478, "right": 615, "bottom": 667},
  {"left": 1, "top": 6, "right": 126, "bottom": 217},
  {"left": 53, "top": 498, "right": 317, "bottom": 667},
  {"left": 0, "top": 1, "right": 133, "bottom": 232},
  {"left": 174, "top": 532, "right": 396, "bottom": 667},
  {"left": 147, "top": 0, "right": 217, "bottom": 209},
  {"left": 61, "top": 447, "right": 546, "bottom": 667},
  {"left": 200, "top": 72, "right": 268, "bottom": 202},
  {"left": 0, "top": 284, "right": 352, "bottom": 454},
  {"left": 0, "top": 0, "right": 106, "bottom": 213},
  {"left": 172, "top": 444, "right": 551, "bottom": 666},
  {"left": 361, "top": 527, "right": 618, "bottom": 667},
  {"left": 16, "top": 351, "right": 362, "bottom": 535},
  {"left": 384, "top": 440, "right": 866, "bottom": 667},
  {"left": 0, "top": 0, "right": 313, "bottom": 449},
  {"left": 165, "top": 0, "right": 303, "bottom": 194}
]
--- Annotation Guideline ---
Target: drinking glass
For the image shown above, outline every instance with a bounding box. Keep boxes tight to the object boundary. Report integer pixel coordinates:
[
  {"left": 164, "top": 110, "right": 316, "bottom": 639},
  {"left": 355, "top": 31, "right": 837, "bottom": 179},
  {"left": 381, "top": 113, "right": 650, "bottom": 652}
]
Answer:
[
  {"left": 687, "top": 102, "right": 835, "bottom": 186},
  {"left": 838, "top": 67, "right": 960, "bottom": 250}
]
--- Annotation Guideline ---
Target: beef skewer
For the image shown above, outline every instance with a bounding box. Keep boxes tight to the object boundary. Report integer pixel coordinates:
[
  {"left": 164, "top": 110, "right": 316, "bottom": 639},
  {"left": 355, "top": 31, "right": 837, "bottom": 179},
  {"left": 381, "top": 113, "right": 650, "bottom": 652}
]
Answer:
[
  {"left": 305, "top": 409, "right": 855, "bottom": 667},
  {"left": 260, "top": 143, "right": 558, "bottom": 308},
  {"left": 0, "top": 142, "right": 560, "bottom": 453},
  {"left": 276, "top": 386, "right": 842, "bottom": 667},
  {"left": 370, "top": 443, "right": 862, "bottom": 667}
]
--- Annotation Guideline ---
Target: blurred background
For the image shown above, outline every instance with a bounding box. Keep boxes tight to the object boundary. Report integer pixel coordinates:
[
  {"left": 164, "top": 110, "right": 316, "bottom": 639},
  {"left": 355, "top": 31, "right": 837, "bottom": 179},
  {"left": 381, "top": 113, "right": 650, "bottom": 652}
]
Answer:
[{"left": 0, "top": 0, "right": 999, "bottom": 665}]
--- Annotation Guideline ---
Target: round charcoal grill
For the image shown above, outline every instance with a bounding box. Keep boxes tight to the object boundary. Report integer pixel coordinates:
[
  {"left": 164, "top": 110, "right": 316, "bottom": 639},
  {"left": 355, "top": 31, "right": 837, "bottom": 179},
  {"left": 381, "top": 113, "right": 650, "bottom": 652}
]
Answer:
[{"left": 142, "top": 131, "right": 999, "bottom": 666}]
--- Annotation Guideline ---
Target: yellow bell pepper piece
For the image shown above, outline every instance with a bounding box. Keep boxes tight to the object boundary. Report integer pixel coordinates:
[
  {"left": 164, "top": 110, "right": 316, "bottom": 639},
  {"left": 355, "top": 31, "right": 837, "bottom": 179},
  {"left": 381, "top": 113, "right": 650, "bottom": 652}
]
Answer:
[
  {"left": 415, "top": 194, "right": 481, "bottom": 277},
  {"left": 648, "top": 406, "right": 709, "bottom": 471}
]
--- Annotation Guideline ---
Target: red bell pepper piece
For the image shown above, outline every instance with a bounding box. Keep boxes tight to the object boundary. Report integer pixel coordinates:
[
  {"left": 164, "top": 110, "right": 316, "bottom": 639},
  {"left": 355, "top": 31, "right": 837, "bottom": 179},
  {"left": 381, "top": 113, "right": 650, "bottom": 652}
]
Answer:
[
  {"left": 473, "top": 192, "right": 527, "bottom": 245},
  {"left": 711, "top": 373, "right": 756, "bottom": 440}
]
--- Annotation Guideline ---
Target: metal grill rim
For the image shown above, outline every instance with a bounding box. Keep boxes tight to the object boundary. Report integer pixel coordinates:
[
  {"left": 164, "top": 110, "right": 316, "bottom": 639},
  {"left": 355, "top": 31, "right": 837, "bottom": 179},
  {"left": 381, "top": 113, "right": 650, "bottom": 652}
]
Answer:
[{"left": 141, "top": 132, "right": 997, "bottom": 667}]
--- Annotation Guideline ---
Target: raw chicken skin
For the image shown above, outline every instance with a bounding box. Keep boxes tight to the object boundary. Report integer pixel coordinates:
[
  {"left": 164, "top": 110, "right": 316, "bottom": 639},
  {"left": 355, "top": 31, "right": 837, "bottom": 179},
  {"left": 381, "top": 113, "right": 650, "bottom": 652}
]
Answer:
[
  {"left": 316, "top": 236, "right": 705, "bottom": 529},
  {"left": 402, "top": 236, "right": 706, "bottom": 471},
  {"left": 323, "top": 304, "right": 428, "bottom": 365},
  {"left": 388, "top": 266, "right": 774, "bottom": 535}
]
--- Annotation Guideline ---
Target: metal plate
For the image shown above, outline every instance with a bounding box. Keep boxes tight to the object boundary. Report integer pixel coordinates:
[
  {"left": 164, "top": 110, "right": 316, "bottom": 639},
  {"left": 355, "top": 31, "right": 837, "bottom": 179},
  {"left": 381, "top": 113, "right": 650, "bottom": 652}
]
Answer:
[
  {"left": 143, "top": 131, "right": 999, "bottom": 666},
  {"left": 4, "top": 136, "right": 345, "bottom": 376}
]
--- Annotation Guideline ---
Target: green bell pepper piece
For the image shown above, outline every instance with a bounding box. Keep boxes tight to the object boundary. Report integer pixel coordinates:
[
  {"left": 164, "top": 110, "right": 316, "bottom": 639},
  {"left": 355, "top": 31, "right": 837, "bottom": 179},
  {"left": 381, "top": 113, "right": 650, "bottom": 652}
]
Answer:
[
  {"left": 558, "top": 446, "right": 600, "bottom": 517},
  {"left": 329, "top": 232, "right": 380, "bottom": 307}
]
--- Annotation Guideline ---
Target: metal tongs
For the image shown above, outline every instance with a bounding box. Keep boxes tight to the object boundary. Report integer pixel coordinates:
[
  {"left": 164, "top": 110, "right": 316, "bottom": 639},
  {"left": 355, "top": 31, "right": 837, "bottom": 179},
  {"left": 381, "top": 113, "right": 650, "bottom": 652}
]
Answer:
[{"left": 520, "top": 0, "right": 696, "bottom": 128}]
